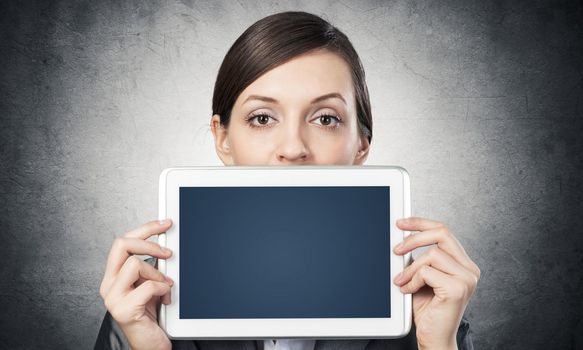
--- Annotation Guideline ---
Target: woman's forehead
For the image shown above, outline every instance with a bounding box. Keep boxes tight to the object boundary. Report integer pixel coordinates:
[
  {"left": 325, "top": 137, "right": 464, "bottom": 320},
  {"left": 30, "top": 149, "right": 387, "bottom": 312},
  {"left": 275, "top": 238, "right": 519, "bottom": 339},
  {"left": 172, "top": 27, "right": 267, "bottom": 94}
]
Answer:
[{"left": 236, "top": 50, "right": 355, "bottom": 107}]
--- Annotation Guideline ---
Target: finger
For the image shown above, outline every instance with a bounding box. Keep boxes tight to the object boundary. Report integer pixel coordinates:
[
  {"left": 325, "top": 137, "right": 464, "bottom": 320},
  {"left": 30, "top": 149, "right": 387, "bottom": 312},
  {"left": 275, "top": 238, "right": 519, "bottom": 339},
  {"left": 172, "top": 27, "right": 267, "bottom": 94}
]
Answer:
[
  {"left": 394, "top": 246, "right": 475, "bottom": 287},
  {"left": 395, "top": 217, "right": 481, "bottom": 281},
  {"left": 105, "top": 237, "right": 172, "bottom": 276},
  {"left": 101, "top": 238, "right": 172, "bottom": 296},
  {"left": 134, "top": 276, "right": 147, "bottom": 289},
  {"left": 394, "top": 225, "right": 465, "bottom": 257},
  {"left": 106, "top": 237, "right": 172, "bottom": 276},
  {"left": 158, "top": 275, "right": 174, "bottom": 305},
  {"left": 128, "top": 280, "right": 173, "bottom": 307},
  {"left": 397, "top": 216, "right": 445, "bottom": 231},
  {"left": 393, "top": 226, "right": 476, "bottom": 273},
  {"left": 400, "top": 265, "right": 469, "bottom": 302},
  {"left": 161, "top": 287, "right": 172, "bottom": 305},
  {"left": 109, "top": 280, "right": 173, "bottom": 326},
  {"left": 122, "top": 219, "right": 173, "bottom": 240},
  {"left": 107, "top": 256, "right": 171, "bottom": 299}
]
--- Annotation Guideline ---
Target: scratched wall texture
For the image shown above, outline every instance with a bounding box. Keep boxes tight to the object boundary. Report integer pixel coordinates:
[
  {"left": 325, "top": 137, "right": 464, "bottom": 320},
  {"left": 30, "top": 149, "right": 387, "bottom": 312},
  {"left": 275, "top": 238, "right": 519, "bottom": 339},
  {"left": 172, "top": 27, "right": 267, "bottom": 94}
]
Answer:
[{"left": 1, "top": 0, "right": 582, "bottom": 349}]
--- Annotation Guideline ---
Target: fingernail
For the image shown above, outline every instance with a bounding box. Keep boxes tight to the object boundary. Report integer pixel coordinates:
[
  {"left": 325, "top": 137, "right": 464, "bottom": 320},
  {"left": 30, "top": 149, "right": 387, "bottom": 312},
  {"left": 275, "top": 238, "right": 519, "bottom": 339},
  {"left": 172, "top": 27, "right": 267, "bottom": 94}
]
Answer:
[
  {"left": 394, "top": 242, "right": 404, "bottom": 253},
  {"left": 397, "top": 218, "right": 408, "bottom": 225},
  {"left": 161, "top": 247, "right": 172, "bottom": 255},
  {"left": 394, "top": 272, "right": 403, "bottom": 284},
  {"left": 159, "top": 219, "right": 166, "bottom": 225},
  {"left": 165, "top": 275, "right": 174, "bottom": 285}
]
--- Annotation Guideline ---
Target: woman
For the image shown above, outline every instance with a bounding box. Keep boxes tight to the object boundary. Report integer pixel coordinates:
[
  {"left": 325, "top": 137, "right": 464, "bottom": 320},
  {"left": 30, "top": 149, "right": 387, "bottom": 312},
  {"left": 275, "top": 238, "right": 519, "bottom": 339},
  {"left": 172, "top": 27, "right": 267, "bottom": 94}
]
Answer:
[{"left": 95, "top": 11, "right": 480, "bottom": 350}]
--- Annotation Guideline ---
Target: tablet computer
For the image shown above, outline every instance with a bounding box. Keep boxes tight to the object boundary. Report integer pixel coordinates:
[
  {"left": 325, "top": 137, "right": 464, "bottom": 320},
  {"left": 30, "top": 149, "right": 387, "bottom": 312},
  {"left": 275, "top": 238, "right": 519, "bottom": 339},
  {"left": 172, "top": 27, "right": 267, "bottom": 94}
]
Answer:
[{"left": 157, "top": 165, "right": 412, "bottom": 339}]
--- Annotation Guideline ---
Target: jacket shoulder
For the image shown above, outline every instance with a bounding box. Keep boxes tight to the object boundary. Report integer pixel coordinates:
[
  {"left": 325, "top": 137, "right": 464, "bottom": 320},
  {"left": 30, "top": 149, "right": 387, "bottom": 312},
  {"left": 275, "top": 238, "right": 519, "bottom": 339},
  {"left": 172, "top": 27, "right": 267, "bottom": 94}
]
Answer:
[
  {"left": 93, "top": 311, "right": 131, "bottom": 350},
  {"left": 457, "top": 315, "right": 474, "bottom": 350}
]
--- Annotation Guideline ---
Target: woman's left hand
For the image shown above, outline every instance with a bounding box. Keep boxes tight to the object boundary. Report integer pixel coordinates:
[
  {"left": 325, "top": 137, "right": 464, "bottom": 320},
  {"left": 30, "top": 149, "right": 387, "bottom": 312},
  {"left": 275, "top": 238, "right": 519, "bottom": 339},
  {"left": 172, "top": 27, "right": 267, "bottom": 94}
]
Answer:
[{"left": 393, "top": 217, "right": 481, "bottom": 350}]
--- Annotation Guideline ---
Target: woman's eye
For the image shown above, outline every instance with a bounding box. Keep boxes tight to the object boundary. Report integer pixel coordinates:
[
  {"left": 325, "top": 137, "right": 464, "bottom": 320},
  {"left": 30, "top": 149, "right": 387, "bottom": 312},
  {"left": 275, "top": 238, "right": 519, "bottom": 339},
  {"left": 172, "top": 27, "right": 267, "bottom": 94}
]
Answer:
[
  {"left": 246, "top": 113, "right": 277, "bottom": 129},
  {"left": 313, "top": 114, "right": 341, "bottom": 127},
  {"left": 245, "top": 112, "right": 342, "bottom": 131},
  {"left": 254, "top": 114, "right": 270, "bottom": 125}
]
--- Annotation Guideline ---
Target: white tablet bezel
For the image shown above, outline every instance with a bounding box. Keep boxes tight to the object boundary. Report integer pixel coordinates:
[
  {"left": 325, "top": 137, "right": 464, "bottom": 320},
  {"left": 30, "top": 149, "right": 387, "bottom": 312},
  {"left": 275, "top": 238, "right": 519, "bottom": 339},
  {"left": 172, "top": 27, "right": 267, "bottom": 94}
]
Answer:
[{"left": 158, "top": 165, "right": 412, "bottom": 339}]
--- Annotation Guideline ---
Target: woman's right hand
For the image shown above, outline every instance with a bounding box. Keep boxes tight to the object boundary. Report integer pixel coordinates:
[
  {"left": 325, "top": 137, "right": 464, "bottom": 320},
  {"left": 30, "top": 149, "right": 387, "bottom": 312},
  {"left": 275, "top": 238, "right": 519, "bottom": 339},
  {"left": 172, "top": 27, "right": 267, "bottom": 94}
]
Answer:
[{"left": 99, "top": 219, "right": 174, "bottom": 350}]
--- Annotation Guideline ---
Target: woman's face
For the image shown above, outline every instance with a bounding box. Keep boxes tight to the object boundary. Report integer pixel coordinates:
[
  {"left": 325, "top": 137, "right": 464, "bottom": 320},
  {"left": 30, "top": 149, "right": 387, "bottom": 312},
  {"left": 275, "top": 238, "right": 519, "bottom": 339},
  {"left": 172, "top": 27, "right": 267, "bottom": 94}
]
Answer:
[{"left": 210, "top": 49, "right": 370, "bottom": 166}]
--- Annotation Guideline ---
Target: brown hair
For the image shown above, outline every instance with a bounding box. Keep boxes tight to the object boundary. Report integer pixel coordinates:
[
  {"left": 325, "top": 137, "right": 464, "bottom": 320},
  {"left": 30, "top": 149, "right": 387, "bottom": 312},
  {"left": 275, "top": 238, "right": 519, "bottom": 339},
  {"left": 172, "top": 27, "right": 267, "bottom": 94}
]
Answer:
[{"left": 211, "top": 11, "right": 373, "bottom": 144}]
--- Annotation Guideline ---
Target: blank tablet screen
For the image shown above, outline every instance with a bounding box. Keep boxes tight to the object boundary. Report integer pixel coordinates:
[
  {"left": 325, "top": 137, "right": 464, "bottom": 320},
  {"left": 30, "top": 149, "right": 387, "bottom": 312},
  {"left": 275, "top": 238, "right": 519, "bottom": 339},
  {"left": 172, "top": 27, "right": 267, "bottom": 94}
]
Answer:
[{"left": 179, "top": 186, "right": 391, "bottom": 319}]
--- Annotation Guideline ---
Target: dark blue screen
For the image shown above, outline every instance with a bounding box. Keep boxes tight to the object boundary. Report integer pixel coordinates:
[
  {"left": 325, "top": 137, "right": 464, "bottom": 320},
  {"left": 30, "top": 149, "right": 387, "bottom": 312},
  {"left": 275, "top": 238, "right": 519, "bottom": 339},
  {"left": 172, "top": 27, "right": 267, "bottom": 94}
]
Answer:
[{"left": 179, "top": 186, "right": 391, "bottom": 319}]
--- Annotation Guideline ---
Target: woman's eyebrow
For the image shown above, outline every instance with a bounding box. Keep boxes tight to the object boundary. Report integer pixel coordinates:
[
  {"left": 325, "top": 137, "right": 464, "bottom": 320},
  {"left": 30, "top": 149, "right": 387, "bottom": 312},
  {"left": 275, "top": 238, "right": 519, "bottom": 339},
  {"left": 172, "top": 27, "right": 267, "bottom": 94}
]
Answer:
[{"left": 243, "top": 92, "right": 347, "bottom": 105}]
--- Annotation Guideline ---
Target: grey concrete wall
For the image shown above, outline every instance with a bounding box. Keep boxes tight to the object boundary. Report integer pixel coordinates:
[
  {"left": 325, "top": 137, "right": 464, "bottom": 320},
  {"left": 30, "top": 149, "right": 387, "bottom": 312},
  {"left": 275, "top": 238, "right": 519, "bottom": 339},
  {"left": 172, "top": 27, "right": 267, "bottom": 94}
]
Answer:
[{"left": 1, "top": 0, "right": 582, "bottom": 348}]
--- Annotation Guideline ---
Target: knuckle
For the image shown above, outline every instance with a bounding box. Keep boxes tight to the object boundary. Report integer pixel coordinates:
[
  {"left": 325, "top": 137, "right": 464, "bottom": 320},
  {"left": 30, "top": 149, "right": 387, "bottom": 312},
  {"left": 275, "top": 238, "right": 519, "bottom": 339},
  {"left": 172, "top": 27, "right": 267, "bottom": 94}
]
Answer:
[
  {"left": 408, "top": 258, "right": 418, "bottom": 271},
  {"left": 99, "top": 283, "right": 107, "bottom": 300},
  {"left": 142, "top": 280, "right": 160, "bottom": 294},
  {"left": 104, "top": 297, "right": 115, "bottom": 312},
  {"left": 110, "top": 305, "right": 128, "bottom": 324},
  {"left": 114, "top": 237, "right": 132, "bottom": 252},
  {"left": 142, "top": 280, "right": 155, "bottom": 290},
  {"left": 126, "top": 255, "right": 142, "bottom": 270},
  {"left": 405, "top": 278, "right": 417, "bottom": 291},
  {"left": 475, "top": 265, "right": 482, "bottom": 280},
  {"left": 131, "top": 312, "right": 144, "bottom": 324},
  {"left": 401, "top": 267, "right": 410, "bottom": 280},
  {"left": 112, "top": 237, "right": 125, "bottom": 249},
  {"left": 426, "top": 246, "right": 439, "bottom": 259},
  {"left": 461, "top": 282, "right": 471, "bottom": 298},
  {"left": 438, "top": 226, "right": 450, "bottom": 236},
  {"left": 467, "top": 273, "right": 479, "bottom": 293},
  {"left": 419, "top": 264, "right": 431, "bottom": 277},
  {"left": 451, "top": 280, "right": 469, "bottom": 300}
]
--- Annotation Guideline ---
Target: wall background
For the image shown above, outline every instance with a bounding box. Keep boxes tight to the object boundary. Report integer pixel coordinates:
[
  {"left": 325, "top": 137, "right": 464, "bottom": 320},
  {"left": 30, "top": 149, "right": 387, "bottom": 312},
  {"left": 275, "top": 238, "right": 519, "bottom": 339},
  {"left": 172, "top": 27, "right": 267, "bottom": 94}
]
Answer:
[{"left": 1, "top": 0, "right": 582, "bottom": 348}]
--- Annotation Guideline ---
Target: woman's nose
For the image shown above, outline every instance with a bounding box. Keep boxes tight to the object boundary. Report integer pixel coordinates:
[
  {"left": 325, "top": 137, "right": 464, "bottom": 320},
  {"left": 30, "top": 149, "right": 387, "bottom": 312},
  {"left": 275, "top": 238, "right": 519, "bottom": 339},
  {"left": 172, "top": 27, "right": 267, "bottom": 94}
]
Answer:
[{"left": 275, "top": 126, "right": 310, "bottom": 163}]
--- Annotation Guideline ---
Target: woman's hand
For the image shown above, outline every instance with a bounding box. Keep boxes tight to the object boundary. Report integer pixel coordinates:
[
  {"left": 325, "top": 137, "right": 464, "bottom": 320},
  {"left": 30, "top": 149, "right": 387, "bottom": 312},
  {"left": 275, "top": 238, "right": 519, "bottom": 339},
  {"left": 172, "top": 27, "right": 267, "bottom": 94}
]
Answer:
[
  {"left": 393, "top": 217, "right": 480, "bottom": 350},
  {"left": 99, "top": 219, "right": 174, "bottom": 350}
]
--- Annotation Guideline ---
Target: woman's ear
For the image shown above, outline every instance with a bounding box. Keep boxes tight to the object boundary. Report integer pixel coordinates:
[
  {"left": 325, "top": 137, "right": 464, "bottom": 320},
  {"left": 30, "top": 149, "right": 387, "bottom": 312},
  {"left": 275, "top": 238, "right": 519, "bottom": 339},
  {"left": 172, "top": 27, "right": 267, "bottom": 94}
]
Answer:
[
  {"left": 210, "top": 114, "right": 234, "bottom": 165},
  {"left": 353, "top": 135, "right": 370, "bottom": 165}
]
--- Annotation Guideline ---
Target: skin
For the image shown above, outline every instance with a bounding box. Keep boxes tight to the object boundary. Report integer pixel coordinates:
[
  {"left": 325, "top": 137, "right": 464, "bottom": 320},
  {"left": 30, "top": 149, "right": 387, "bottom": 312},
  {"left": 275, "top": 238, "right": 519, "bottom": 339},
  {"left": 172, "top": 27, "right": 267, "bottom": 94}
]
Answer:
[
  {"left": 99, "top": 48, "right": 480, "bottom": 350},
  {"left": 210, "top": 48, "right": 369, "bottom": 166}
]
